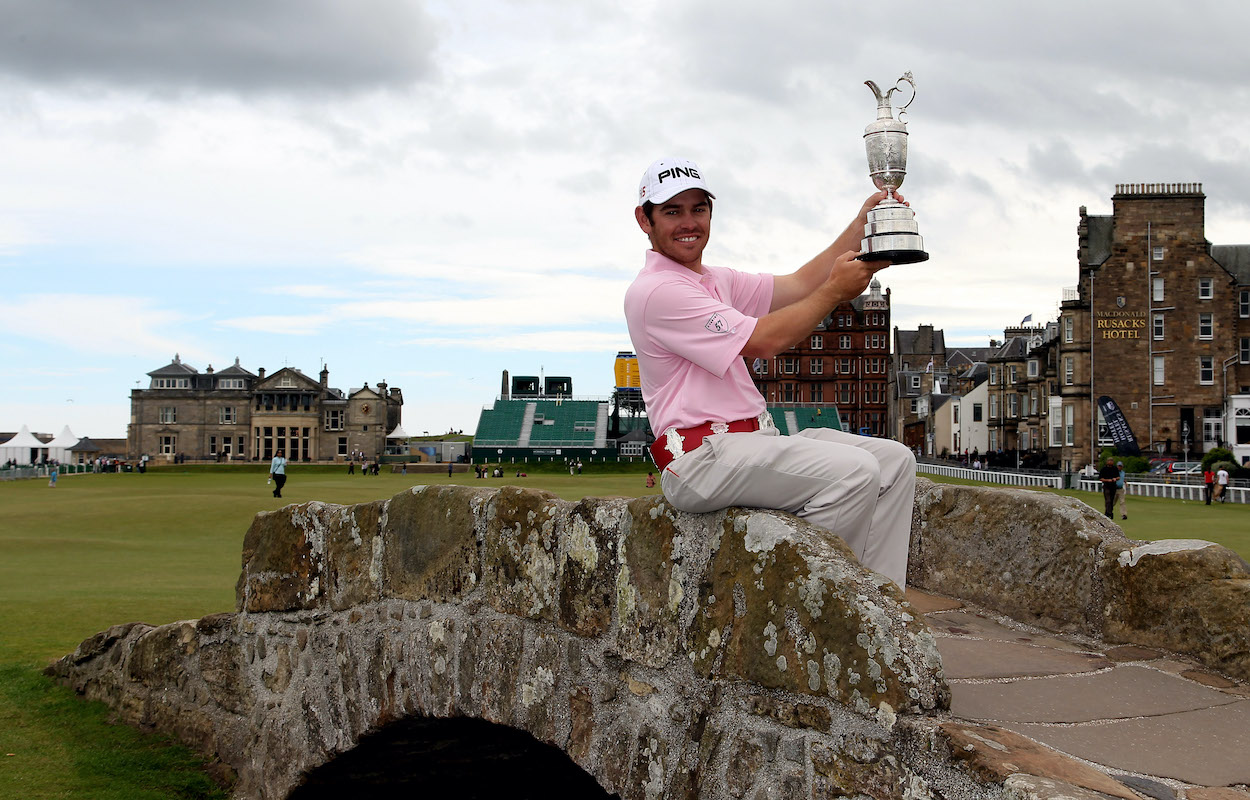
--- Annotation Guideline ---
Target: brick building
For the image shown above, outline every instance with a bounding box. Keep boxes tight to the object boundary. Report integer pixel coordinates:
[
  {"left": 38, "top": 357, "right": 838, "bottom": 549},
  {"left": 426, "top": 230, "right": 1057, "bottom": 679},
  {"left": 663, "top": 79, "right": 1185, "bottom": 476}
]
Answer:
[
  {"left": 751, "top": 278, "right": 891, "bottom": 435},
  {"left": 128, "top": 356, "right": 403, "bottom": 462},
  {"left": 1057, "top": 183, "right": 1250, "bottom": 469}
]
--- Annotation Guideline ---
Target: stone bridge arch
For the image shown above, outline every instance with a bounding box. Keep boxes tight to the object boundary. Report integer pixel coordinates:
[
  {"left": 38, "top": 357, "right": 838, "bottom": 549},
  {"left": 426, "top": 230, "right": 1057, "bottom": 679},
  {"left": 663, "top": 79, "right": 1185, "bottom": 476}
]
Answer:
[{"left": 49, "top": 485, "right": 952, "bottom": 799}]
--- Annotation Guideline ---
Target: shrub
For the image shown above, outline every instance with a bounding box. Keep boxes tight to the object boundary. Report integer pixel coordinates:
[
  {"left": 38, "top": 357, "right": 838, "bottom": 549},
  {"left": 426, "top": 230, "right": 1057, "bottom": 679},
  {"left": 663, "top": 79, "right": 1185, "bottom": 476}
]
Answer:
[{"left": 1202, "top": 447, "right": 1236, "bottom": 471}]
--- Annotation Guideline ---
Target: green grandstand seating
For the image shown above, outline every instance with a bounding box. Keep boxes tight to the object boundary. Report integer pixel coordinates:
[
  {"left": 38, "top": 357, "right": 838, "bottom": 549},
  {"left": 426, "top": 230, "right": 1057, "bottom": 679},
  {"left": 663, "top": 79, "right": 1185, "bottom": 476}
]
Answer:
[{"left": 527, "top": 400, "right": 601, "bottom": 444}]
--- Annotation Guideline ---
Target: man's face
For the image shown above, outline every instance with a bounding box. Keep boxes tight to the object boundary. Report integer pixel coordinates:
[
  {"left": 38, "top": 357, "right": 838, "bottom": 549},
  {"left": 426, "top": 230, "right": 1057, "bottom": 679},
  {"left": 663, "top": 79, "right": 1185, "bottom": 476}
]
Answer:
[{"left": 635, "top": 188, "right": 712, "bottom": 271}]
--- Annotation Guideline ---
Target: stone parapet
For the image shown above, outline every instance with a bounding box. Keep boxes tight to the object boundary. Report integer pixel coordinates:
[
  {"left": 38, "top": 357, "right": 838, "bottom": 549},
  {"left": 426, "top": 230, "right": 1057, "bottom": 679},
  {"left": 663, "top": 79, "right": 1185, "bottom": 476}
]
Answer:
[{"left": 911, "top": 478, "right": 1250, "bottom": 682}]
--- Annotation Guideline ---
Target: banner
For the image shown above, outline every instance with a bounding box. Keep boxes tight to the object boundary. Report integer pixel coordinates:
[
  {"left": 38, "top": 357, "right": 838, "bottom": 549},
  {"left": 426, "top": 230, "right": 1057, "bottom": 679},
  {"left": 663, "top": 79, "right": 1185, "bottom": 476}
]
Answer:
[{"left": 1097, "top": 395, "right": 1141, "bottom": 457}]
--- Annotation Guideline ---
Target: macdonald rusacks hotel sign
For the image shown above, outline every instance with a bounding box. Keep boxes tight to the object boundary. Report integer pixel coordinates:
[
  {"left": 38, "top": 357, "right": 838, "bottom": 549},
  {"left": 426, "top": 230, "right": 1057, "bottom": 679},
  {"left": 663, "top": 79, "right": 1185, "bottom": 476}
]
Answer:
[{"left": 1094, "top": 308, "right": 1146, "bottom": 339}]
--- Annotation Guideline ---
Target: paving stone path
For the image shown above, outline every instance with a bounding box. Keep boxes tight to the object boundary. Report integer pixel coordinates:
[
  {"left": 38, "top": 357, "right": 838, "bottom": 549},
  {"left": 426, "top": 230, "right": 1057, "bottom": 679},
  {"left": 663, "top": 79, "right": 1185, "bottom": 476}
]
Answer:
[{"left": 907, "top": 589, "right": 1250, "bottom": 800}]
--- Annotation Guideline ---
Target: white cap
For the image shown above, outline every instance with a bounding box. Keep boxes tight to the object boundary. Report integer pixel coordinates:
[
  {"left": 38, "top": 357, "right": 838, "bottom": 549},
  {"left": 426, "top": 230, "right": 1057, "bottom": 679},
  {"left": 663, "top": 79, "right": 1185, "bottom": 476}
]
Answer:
[{"left": 637, "top": 157, "right": 715, "bottom": 207}]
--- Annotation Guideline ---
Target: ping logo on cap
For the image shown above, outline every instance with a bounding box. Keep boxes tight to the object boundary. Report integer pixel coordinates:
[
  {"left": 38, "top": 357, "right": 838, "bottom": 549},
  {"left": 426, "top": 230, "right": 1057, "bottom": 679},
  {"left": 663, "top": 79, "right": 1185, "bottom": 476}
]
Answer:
[{"left": 657, "top": 166, "right": 701, "bottom": 184}]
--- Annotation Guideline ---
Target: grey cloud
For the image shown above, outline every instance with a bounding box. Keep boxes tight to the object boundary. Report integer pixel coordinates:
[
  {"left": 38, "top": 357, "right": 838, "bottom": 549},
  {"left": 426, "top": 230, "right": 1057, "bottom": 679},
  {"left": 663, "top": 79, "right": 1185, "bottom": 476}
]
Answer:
[{"left": 0, "top": 0, "right": 438, "bottom": 93}]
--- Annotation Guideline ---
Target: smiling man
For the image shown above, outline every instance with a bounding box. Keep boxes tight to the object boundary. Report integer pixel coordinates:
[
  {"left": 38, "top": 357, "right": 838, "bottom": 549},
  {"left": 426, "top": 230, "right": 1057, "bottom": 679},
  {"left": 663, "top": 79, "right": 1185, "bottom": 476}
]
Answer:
[{"left": 623, "top": 157, "right": 916, "bottom": 587}]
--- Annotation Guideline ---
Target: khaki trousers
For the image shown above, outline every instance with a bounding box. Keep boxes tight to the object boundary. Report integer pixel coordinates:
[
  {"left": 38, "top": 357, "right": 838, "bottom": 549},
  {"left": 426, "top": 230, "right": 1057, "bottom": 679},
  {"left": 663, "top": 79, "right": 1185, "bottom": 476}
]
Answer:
[{"left": 659, "top": 427, "right": 916, "bottom": 587}]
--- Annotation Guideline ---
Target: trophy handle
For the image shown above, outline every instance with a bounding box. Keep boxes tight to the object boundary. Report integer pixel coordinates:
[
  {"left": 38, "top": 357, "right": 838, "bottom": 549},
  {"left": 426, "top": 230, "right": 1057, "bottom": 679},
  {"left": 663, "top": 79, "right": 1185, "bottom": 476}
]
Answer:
[{"left": 894, "top": 72, "right": 917, "bottom": 119}]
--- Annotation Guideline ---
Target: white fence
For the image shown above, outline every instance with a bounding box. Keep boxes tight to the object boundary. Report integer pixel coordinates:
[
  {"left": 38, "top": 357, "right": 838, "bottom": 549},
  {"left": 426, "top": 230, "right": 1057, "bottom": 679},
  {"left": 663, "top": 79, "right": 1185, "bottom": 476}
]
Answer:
[
  {"left": 916, "top": 462, "right": 1065, "bottom": 489},
  {"left": 916, "top": 461, "right": 1246, "bottom": 504},
  {"left": 1078, "top": 478, "right": 1247, "bottom": 504}
]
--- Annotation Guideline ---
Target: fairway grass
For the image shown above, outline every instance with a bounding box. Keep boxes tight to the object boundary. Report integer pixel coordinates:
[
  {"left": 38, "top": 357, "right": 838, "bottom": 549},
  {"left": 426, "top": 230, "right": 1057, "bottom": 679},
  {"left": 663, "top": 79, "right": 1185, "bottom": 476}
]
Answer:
[{"left": 0, "top": 468, "right": 1245, "bottom": 797}]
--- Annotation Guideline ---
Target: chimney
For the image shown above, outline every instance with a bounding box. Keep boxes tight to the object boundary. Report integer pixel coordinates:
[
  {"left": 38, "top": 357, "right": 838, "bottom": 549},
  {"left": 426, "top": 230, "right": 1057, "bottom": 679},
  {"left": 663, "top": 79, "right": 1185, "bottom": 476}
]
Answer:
[
  {"left": 320, "top": 365, "right": 329, "bottom": 387},
  {"left": 502, "top": 369, "right": 510, "bottom": 400},
  {"left": 258, "top": 367, "right": 266, "bottom": 380}
]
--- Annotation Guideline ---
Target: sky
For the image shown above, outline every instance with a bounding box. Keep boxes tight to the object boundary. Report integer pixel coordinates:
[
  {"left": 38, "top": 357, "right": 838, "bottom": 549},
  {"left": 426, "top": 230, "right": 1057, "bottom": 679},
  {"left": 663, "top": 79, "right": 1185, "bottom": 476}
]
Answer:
[{"left": 3, "top": 0, "right": 1250, "bottom": 440}]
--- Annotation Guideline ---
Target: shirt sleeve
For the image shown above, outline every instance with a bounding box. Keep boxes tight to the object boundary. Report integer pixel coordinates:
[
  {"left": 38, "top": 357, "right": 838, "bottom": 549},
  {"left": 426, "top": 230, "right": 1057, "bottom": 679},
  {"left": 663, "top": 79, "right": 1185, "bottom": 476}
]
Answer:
[{"left": 643, "top": 281, "right": 758, "bottom": 378}]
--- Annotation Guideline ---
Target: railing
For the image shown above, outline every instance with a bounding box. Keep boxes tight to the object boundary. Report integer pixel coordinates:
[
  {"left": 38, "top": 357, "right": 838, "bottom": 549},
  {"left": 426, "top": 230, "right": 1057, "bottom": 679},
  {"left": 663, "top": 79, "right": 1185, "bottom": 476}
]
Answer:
[
  {"left": 917, "top": 462, "right": 1064, "bottom": 489},
  {"left": 1079, "top": 478, "right": 1247, "bottom": 504},
  {"left": 0, "top": 464, "right": 95, "bottom": 480}
]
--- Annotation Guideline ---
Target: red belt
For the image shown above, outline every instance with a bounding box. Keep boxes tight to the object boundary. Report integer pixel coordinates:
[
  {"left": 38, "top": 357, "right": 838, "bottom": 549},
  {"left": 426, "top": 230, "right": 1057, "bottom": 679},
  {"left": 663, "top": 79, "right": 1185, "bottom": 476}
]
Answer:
[{"left": 650, "top": 417, "right": 761, "bottom": 472}]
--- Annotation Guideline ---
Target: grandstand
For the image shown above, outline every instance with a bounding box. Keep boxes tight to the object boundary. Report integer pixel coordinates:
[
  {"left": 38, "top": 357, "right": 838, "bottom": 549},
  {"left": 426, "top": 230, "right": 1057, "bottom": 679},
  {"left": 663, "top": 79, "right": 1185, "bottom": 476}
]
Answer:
[{"left": 470, "top": 363, "right": 849, "bottom": 463}]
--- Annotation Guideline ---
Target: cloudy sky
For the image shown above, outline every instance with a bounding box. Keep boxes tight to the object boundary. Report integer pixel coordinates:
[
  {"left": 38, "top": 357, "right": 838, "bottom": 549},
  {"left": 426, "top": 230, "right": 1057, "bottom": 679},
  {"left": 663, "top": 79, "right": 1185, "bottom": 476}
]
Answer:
[{"left": 3, "top": 0, "right": 1249, "bottom": 439}]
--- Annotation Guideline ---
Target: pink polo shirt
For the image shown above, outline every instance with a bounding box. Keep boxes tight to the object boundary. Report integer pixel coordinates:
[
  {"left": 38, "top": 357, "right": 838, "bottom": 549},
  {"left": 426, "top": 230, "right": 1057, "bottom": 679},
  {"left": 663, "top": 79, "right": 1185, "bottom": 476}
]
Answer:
[{"left": 624, "top": 249, "right": 774, "bottom": 436}]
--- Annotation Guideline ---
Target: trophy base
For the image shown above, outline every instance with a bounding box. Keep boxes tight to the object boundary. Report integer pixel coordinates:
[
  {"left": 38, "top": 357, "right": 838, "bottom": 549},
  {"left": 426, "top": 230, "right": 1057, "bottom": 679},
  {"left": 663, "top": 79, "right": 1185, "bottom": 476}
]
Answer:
[
  {"left": 857, "top": 249, "right": 929, "bottom": 264},
  {"left": 858, "top": 230, "right": 928, "bottom": 264}
]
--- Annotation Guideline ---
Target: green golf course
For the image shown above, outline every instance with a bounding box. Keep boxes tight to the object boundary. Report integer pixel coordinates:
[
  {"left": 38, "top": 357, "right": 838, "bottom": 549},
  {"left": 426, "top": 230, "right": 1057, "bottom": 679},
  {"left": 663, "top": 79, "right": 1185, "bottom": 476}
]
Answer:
[{"left": 1, "top": 467, "right": 1245, "bottom": 798}]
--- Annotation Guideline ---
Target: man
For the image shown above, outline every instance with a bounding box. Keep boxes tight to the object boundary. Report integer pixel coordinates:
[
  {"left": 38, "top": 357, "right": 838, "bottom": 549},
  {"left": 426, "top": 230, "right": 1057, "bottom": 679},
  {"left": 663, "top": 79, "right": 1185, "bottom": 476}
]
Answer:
[
  {"left": 1216, "top": 465, "right": 1230, "bottom": 502},
  {"left": 1114, "top": 460, "right": 1128, "bottom": 520},
  {"left": 1098, "top": 456, "right": 1120, "bottom": 519},
  {"left": 1203, "top": 467, "right": 1215, "bottom": 505},
  {"left": 623, "top": 157, "right": 915, "bottom": 587}
]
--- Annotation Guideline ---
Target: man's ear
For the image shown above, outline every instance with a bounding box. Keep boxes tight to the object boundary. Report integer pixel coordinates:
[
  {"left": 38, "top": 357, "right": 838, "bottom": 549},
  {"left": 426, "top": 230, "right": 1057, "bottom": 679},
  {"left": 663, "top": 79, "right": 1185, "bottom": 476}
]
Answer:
[{"left": 634, "top": 205, "right": 652, "bottom": 234}]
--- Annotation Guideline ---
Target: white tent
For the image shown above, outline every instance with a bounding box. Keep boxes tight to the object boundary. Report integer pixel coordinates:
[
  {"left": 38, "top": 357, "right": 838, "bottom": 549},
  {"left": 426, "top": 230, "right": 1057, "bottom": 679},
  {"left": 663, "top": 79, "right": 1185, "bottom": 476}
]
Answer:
[
  {"left": 45, "top": 425, "right": 80, "bottom": 464},
  {"left": 386, "top": 424, "right": 410, "bottom": 439},
  {"left": 0, "top": 425, "right": 48, "bottom": 466}
]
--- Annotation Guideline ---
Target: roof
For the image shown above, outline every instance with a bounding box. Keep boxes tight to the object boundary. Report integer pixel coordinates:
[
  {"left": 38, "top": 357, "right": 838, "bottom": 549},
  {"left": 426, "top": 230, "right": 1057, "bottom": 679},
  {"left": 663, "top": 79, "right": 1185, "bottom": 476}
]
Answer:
[
  {"left": 1083, "top": 214, "right": 1113, "bottom": 267},
  {"left": 148, "top": 357, "right": 198, "bottom": 377},
  {"left": 947, "top": 347, "right": 997, "bottom": 367},
  {"left": 216, "top": 357, "right": 255, "bottom": 377},
  {"left": 1210, "top": 244, "right": 1250, "bottom": 284},
  {"left": 895, "top": 326, "right": 946, "bottom": 356}
]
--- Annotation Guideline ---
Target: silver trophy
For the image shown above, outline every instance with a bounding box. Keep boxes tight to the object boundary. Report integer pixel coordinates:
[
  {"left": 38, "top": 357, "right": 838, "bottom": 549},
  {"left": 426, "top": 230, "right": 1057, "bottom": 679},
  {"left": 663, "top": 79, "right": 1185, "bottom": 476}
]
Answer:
[{"left": 859, "top": 72, "right": 929, "bottom": 264}]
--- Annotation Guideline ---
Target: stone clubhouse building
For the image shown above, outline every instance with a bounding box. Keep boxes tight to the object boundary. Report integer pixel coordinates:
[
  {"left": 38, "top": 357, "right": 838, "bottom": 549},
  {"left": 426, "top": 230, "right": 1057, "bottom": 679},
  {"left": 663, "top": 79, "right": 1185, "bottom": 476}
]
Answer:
[{"left": 127, "top": 356, "right": 403, "bottom": 462}]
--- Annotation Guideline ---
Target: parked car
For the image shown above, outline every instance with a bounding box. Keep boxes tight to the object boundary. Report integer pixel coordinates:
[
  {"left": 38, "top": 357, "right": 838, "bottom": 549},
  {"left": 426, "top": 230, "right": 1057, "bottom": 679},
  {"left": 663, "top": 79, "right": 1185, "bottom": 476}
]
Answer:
[{"left": 1169, "top": 461, "right": 1204, "bottom": 473}]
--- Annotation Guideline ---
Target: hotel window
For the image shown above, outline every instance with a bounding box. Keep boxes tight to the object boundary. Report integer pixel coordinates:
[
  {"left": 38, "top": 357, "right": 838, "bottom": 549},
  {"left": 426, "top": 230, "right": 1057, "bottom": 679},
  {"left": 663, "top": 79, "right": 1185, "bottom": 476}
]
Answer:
[
  {"left": 1152, "top": 277, "right": 1164, "bottom": 302},
  {"left": 811, "top": 335, "right": 823, "bottom": 350},
  {"left": 159, "top": 407, "right": 177, "bottom": 424},
  {"left": 1199, "top": 356, "right": 1214, "bottom": 385},
  {"left": 1029, "top": 389, "right": 1038, "bottom": 416},
  {"left": 973, "top": 403, "right": 983, "bottom": 422},
  {"left": 1241, "top": 337, "right": 1250, "bottom": 364},
  {"left": 324, "top": 408, "right": 344, "bottom": 431},
  {"left": 839, "top": 335, "right": 851, "bottom": 349},
  {"left": 337, "top": 436, "right": 348, "bottom": 457},
  {"left": 159, "top": 435, "right": 176, "bottom": 454},
  {"left": 1008, "top": 394, "right": 1018, "bottom": 418},
  {"left": 1027, "top": 359, "right": 1039, "bottom": 378},
  {"left": 218, "top": 378, "right": 245, "bottom": 389},
  {"left": 1198, "top": 278, "right": 1214, "bottom": 300},
  {"left": 781, "top": 357, "right": 799, "bottom": 375},
  {"left": 219, "top": 406, "right": 236, "bottom": 425},
  {"left": 1152, "top": 246, "right": 1164, "bottom": 261},
  {"left": 990, "top": 395, "right": 999, "bottom": 419},
  {"left": 1008, "top": 365, "right": 1018, "bottom": 385},
  {"left": 839, "top": 358, "right": 854, "bottom": 374},
  {"left": 780, "top": 383, "right": 796, "bottom": 402},
  {"left": 1153, "top": 313, "right": 1164, "bottom": 340},
  {"left": 1198, "top": 313, "right": 1213, "bottom": 339},
  {"left": 990, "top": 366, "right": 999, "bottom": 385},
  {"left": 1241, "top": 289, "right": 1250, "bottom": 318},
  {"left": 910, "top": 375, "right": 921, "bottom": 389},
  {"left": 839, "top": 384, "right": 855, "bottom": 404},
  {"left": 1153, "top": 355, "right": 1165, "bottom": 385},
  {"left": 810, "top": 358, "right": 824, "bottom": 375},
  {"left": 810, "top": 383, "right": 823, "bottom": 402},
  {"left": 1063, "top": 357, "right": 1073, "bottom": 385},
  {"left": 1063, "top": 404, "right": 1074, "bottom": 446},
  {"left": 953, "top": 404, "right": 960, "bottom": 424},
  {"left": 209, "top": 436, "right": 217, "bottom": 455},
  {"left": 1063, "top": 316, "right": 1073, "bottom": 343}
]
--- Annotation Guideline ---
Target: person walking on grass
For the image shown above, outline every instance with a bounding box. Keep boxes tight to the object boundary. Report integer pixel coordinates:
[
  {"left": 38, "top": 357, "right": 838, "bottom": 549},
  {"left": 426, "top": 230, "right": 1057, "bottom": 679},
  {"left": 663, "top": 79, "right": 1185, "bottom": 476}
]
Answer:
[{"left": 270, "top": 449, "right": 287, "bottom": 499}]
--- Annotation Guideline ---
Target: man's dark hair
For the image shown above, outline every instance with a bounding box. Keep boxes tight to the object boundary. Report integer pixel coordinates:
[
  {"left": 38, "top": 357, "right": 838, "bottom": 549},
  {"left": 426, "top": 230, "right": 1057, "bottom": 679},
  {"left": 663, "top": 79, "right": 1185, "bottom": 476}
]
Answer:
[{"left": 642, "top": 194, "right": 713, "bottom": 223}]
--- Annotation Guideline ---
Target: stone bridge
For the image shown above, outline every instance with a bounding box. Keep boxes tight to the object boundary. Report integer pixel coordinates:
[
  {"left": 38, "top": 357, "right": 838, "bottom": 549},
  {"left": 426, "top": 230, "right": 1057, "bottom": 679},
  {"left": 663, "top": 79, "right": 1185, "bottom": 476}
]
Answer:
[{"left": 48, "top": 480, "right": 1250, "bottom": 799}]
